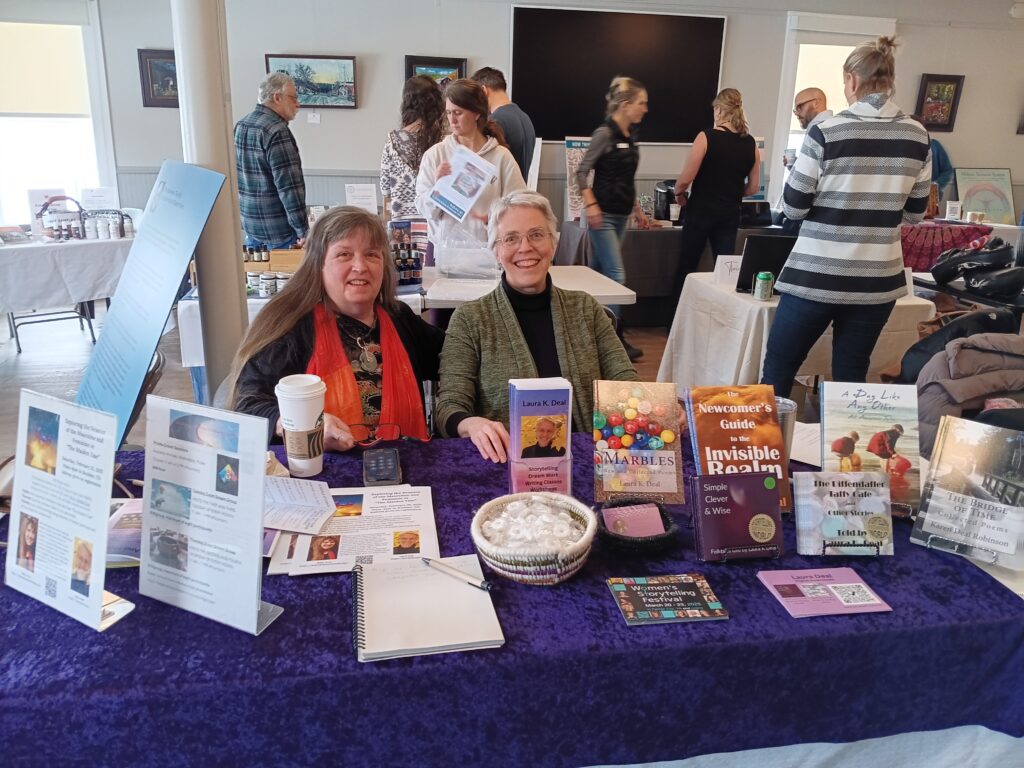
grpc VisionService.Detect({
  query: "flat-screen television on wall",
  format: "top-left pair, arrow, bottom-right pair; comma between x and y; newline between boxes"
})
511,6 -> 725,144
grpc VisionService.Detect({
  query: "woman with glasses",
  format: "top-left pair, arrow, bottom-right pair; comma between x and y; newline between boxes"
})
673,88 -> 760,295
437,191 -> 639,462
228,207 -> 444,451
761,37 -> 931,398
415,79 -> 525,247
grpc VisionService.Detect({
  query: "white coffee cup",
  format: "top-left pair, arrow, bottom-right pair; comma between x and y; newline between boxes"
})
669,203 -> 681,222
274,374 -> 327,477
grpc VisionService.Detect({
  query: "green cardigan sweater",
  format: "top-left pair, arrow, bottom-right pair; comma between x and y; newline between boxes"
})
437,283 -> 639,435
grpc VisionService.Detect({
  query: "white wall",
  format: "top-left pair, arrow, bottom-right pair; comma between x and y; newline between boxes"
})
96,0 -> 1024,216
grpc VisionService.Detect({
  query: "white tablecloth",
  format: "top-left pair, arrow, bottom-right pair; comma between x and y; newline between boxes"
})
424,265 -> 636,309
0,237 -> 133,314
657,272 -> 935,395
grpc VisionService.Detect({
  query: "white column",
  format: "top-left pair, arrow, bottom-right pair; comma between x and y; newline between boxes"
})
170,0 -> 246,404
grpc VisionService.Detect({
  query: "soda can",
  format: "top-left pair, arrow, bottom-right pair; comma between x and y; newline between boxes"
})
753,271 -> 774,301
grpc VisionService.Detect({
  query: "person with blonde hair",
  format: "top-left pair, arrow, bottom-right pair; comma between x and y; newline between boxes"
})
673,88 -> 760,293
228,207 -> 444,450
521,416 -> 566,458
575,76 -> 652,361
762,37 -> 931,398
437,190 -> 638,463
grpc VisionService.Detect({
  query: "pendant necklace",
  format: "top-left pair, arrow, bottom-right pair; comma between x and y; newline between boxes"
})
340,314 -> 379,374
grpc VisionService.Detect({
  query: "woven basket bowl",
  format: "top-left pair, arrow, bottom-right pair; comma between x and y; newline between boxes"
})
471,492 -> 598,585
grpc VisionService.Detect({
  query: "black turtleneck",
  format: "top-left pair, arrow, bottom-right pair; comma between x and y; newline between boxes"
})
502,274 -> 561,378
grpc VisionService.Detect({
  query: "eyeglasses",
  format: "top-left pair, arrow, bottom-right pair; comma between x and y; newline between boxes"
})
793,99 -> 815,114
350,423 -> 431,448
498,229 -> 552,250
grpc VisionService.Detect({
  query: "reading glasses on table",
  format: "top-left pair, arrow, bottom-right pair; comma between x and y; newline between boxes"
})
351,423 -> 431,448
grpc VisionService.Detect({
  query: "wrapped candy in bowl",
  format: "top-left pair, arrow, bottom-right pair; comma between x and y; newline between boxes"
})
471,492 -> 597,585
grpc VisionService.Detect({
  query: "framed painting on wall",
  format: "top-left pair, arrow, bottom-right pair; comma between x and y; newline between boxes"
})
138,49 -> 178,108
404,56 -> 467,92
954,168 -> 1016,225
914,74 -> 964,133
265,54 -> 357,109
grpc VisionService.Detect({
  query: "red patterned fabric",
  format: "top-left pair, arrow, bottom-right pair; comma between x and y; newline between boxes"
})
900,221 -> 992,271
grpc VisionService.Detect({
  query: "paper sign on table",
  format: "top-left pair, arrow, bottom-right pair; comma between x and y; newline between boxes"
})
345,183 -> 378,214
712,255 -> 743,286
139,397 -> 282,635
4,390 -> 134,631
429,145 -> 498,222
80,186 -> 121,210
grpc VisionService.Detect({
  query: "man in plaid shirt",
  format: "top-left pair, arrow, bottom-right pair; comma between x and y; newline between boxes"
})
234,72 -> 308,249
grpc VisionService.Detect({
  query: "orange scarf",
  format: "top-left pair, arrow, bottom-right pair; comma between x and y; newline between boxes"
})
307,303 -> 428,442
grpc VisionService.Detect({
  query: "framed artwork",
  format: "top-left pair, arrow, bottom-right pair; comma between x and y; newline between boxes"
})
265,54 -> 357,109
404,56 -> 467,92
954,168 -> 1016,225
914,74 -> 964,133
137,49 -> 178,108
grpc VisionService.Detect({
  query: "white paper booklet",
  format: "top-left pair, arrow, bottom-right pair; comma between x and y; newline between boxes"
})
429,145 -> 498,222
269,485 -> 439,576
4,389 -> 134,631
263,476 -> 335,534
139,397 -> 283,635
353,555 -> 504,662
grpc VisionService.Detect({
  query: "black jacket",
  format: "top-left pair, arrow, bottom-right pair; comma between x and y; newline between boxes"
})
233,303 -> 444,442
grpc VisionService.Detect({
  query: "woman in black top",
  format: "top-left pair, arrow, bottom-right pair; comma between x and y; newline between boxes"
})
576,76 -> 652,360
673,88 -> 760,294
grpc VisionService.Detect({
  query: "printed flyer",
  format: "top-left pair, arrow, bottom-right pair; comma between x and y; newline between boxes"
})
508,377 -> 572,495
429,145 -> 498,222
5,390 -> 133,631
139,397 -> 282,634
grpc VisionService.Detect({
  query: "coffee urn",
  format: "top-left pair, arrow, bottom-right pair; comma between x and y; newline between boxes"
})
654,179 -> 677,221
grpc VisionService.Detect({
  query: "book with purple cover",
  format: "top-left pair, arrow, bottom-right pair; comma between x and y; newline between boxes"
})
607,573 -> 728,626
689,473 -> 783,561
757,567 -> 892,618
508,378 -> 572,495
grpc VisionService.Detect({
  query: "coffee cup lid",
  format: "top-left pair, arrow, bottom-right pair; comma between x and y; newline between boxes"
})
275,374 -> 326,398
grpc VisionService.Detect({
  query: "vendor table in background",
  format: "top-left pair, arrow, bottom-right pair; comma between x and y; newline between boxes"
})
657,272 -> 935,393
0,237 -> 132,314
3,434 -> 1021,766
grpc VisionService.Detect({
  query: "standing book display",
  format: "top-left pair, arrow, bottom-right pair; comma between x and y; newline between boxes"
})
689,472 -> 783,561
793,473 -> 893,556
911,416 -> 1024,570
685,385 -> 791,510
593,381 -> 683,504
508,377 -> 573,494
820,382 -> 921,516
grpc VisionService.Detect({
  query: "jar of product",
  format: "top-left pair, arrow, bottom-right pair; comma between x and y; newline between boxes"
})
246,272 -> 260,291
275,272 -> 290,293
258,273 -> 278,298
123,219 -> 134,238
97,220 -> 110,240
109,220 -> 121,240
84,219 -> 98,240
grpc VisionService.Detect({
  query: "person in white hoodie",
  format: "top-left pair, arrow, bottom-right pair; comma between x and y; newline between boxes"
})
415,79 -> 525,247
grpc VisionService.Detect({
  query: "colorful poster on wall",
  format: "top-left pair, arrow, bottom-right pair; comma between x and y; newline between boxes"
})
954,168 -> 1016,225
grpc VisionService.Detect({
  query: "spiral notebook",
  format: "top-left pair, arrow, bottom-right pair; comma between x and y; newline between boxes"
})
352,555 -> 504,662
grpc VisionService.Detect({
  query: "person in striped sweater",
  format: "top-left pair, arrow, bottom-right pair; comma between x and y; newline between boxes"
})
761,36 -> 931,399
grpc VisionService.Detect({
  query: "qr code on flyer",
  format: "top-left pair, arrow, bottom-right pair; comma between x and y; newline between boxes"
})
45,577 -> 57,598
827,583 -> 879,606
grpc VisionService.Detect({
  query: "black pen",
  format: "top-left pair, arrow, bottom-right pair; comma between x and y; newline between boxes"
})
421,556 -> 492,591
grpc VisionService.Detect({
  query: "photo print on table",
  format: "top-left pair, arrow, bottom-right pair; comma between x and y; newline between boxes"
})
70,538 -> 93,597
149,529 -> 189,572
333,493 -> 364,517
393,530 -> 421,555
169,410 -> 240,452
150,479 -> 192,521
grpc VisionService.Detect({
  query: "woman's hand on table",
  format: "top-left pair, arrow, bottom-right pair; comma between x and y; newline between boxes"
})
634,208 -> 652,230
458,417 -> 510,463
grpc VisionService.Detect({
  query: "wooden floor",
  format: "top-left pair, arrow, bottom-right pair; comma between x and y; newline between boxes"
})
0,307 -> 671,458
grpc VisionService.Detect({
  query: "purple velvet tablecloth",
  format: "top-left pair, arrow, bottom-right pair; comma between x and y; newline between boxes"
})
3,434 -> 1024,767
